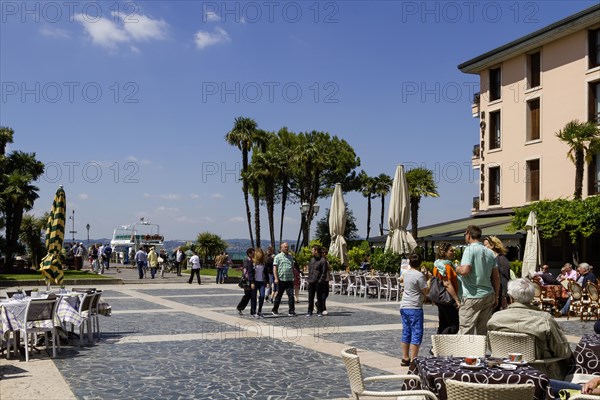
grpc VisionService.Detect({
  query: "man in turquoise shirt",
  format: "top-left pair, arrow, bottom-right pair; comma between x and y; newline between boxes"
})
456,225 -> 499,335
271,242 -> 297,316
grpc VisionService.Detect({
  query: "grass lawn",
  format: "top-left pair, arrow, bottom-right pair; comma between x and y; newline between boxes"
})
191,268 -> 242,278
0,270 -> 113,282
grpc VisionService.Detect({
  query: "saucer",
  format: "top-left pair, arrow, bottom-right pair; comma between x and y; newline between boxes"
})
459,362 -> 484,369
502,359 -> 527,365
498,363 -> 518,370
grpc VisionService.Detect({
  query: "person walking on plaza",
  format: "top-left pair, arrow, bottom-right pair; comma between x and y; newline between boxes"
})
128,246 -> 135,266
306,245 -> 329,317
271,242 -> 297,316
483,236 -> 511,312
175,247 -> 185,276
215,252 -> 226,284
264,246 -> 276,303
455,225 -> 499,335
74,243 -> 85,271
188,249 -> 201,285
103,243 -> 112,270
90,244 -> 100,273
432,242 -> 461,334
134,247 -> 147,279
250,248 -> 269,318
237,248 -> 255,315
148,246 -> 159,279
399,252 -> 430,366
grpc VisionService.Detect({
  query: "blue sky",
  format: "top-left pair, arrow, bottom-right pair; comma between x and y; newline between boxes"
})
1,0 -> 596,242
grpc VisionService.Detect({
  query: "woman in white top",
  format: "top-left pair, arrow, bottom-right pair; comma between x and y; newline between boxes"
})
251,248 -> 269,318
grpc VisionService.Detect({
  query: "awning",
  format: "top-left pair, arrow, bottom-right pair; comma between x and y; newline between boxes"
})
369,215 -> 525,247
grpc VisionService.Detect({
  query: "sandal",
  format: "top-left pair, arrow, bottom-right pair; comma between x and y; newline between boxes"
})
400,359 -> 411,367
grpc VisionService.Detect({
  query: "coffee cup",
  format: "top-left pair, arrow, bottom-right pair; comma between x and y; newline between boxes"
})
508,353 -> 523,362
464,356 -> 479,366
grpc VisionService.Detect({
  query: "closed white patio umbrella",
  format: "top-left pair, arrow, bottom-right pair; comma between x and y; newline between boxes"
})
328,183 -> 348,267
385,165 -> 417,255
521,210 -> 542,278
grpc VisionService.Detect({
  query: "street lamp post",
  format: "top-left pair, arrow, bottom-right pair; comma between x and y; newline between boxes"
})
68,209 -> 77,243
296,202 -> 320,250
86,224 -> 90,245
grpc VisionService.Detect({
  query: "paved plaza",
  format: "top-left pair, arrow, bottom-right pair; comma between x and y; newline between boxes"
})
0,267 -> 596,399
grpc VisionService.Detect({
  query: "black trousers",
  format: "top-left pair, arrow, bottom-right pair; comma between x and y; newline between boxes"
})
175,261 -> 181,275
188,268 -> 201,284
307,282 -> 329,314
437,303 -> 459,334
237,288 -> 252,311
272,280 -> 295,314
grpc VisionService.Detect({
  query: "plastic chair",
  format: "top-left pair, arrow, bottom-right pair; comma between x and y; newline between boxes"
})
89,291 -> 103,342
431,334 -> 486,357
445,379 -> 535,400
71,293 -> 95,347
19,298 -> 59,362
340,347 -> 437,399
387,276 -> 401,301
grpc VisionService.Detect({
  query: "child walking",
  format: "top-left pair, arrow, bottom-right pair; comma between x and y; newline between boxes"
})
399,252 -> 430,366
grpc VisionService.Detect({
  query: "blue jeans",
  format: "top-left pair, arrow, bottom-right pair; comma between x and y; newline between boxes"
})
137,261 -> 145,279
216,267 -> 225,283
251,281 -> 266,315
400,308 -> 424,345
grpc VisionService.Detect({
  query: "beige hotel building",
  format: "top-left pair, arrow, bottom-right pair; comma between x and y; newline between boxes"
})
459,4 -> 600,266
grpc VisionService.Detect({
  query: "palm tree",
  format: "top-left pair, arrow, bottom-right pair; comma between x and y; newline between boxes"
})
406,167 -> 439,239
373,173 -> 393,236
274,127 -> 296,244
19,213 -> 47,267
1,151 -> 44,268
195,231 -> 228,266
358,171 -> 375,239
224,117 -> 258,246
555,120 -> 600,200
0,126 -> 14,156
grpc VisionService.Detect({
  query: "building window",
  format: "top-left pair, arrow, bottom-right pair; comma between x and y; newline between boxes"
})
489,111 -> 501,149
590,28 -> 600,69
528,52 -> 541,88
489,67 -> 501,101
589,154 -> 600,196
527,159 -> 540,202
527,98 -> 540,141
590,81 -> 600,124
489,166 -> 500,205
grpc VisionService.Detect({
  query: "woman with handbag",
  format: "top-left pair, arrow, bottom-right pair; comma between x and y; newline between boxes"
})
250,248 -> 269,318
236,248 -> 255,315
432,242 -> 461,334
483,236 -> 511,312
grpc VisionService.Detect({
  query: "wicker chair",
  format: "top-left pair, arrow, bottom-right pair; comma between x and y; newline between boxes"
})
488,330 -> 568,378
445,379 -> 535,400
583,282 -> 600,321
340,347 -> 437,399
431,334 -> 486,357
567,281 -> 587,320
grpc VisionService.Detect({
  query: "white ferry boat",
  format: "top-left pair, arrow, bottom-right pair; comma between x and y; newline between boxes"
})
110,218 -> 165,261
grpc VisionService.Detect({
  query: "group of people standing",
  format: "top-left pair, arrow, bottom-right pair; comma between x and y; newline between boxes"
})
399,225 -> 511,365
236,242 -> 330,318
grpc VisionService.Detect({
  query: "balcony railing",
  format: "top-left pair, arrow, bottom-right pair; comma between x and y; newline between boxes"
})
472,144 -> 480,158
472,196 -> 480,211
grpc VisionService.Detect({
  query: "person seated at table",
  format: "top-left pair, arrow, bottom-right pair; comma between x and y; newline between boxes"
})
488,278 -> 572,379
561,263 -> 597,316
557,263 -> 578,282
539,265 -> 560,285
549,375 -> 600,397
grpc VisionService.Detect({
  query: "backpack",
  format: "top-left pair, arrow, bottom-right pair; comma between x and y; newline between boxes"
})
104,246 -> 112,256
428,275 -> 453,306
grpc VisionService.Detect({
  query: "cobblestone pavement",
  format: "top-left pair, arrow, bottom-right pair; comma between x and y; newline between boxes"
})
0,267 -> 596,399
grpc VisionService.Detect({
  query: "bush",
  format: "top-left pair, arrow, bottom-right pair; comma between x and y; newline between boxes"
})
510,261 -> 522,278
347,242 -> 370,270
371,249 -> 404,274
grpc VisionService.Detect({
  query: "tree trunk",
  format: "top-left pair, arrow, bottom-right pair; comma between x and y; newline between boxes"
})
266,177 -> 275,248
4,205 -> 16,269
410,196 -> 420,239
253,180 -> 261,248
380,194 -> 386,236
279,175 -> 288,245
366,195 -> 371,240
574,149 -> 584,200
242,150 -> 254,246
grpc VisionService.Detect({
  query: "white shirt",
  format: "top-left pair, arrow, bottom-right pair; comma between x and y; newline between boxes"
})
190,255 -> 201,269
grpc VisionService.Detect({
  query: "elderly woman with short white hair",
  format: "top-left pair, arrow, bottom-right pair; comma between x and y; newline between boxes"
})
487,278 -> 571,379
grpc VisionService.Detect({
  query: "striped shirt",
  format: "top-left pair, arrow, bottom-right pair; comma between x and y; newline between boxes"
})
274,252 -> 294,281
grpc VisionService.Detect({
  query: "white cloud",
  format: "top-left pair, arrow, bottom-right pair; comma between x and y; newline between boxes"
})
143,193 -> 151,198
78,193 -> 89,200
205,11 -> 220,22
119,13 -> 168,41
75,12 -> 168,52
157,206 -> 179,212
200,216 -> 215,223
283,216 -> 298,223
210,193 -> 223,199
143,193 -> 181,200
126,155 -> 138,162
228,216 -> 245,223
194,27 -> 231,50
40,25 -> 70,39
189,194 -> 200,199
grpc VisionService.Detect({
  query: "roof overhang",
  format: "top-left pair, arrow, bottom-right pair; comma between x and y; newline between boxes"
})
458,4 -> 600,74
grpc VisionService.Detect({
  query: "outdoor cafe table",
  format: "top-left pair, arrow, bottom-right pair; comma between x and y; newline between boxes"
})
570,334 -> 600,375
402,356 -> 550,400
